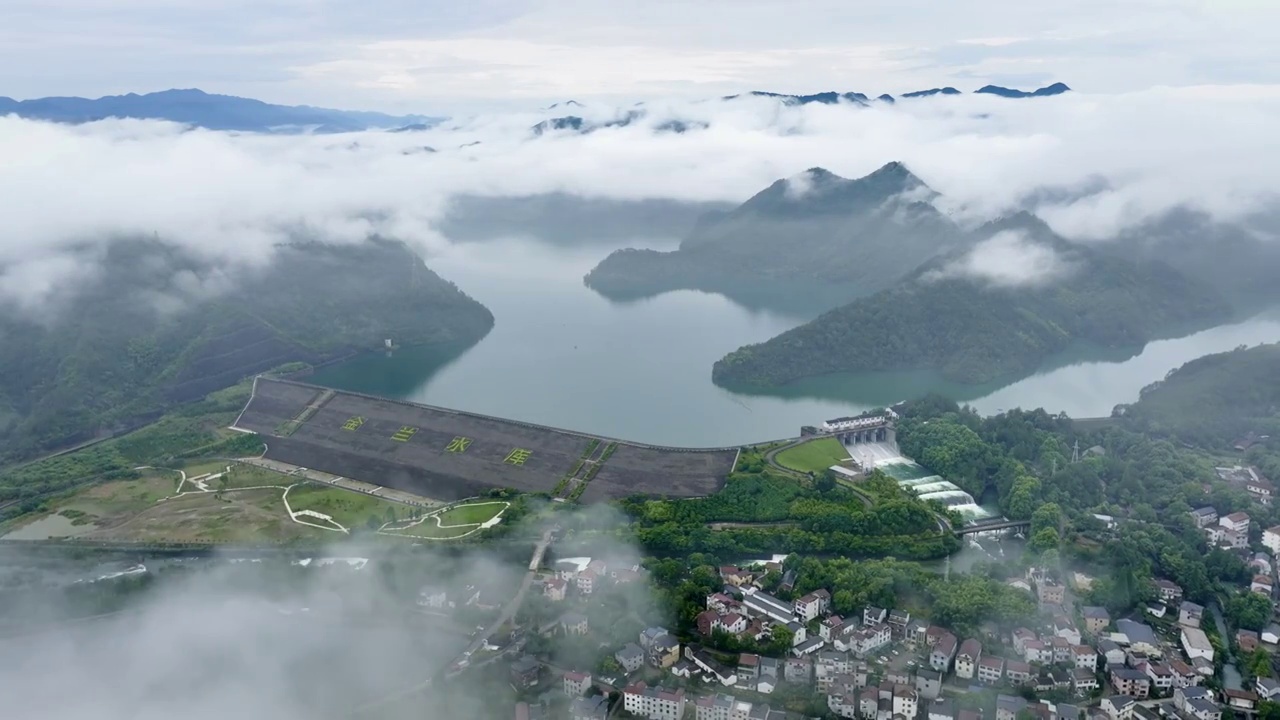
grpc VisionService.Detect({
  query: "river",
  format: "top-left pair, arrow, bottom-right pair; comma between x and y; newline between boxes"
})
311,236 -> 1280,447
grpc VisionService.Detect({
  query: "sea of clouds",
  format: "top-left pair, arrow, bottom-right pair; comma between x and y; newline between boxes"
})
1,85 -> 1278,306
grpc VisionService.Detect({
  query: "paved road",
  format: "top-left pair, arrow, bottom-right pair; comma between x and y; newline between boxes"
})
353,524 -> 558,714
449,524 -> 558,667
1210,600 -> 1244,690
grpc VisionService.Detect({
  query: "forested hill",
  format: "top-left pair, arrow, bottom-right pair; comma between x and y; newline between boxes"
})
584,162 -> 968,308
712,223 -> 1232,387
0,239 -> 493,464
1115,342 -> 1280,449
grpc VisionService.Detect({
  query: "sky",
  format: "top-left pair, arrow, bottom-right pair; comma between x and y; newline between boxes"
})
2,0 -> 1280,113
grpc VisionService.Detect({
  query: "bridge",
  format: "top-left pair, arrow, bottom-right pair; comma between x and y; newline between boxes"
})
955,519 -> 1031,536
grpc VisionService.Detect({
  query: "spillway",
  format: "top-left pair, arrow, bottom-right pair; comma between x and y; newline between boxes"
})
917,489 -> 978,507
880,460 -> 993,519
910,480 -> 961,495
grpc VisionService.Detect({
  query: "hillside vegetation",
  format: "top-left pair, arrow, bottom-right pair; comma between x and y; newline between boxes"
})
0,238 -> 493,464
893,395 -> 1257,610
585,163 -> 968,309
712,218 -> 1231,387
1115,342 -> 1280,448
619,451 -> 957,560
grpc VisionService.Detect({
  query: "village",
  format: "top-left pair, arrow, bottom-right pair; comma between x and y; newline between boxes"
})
481,485 -> 1280,720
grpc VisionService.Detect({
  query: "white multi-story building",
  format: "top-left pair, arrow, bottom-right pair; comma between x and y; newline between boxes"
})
1264,527 -> 1280,555
893,684 -> 919,719
624,683 -> 686,720
693,693 -> 752,720
1220,512 -> 1251,535
977,657 -> 1005,685
1073,646 -> 1098,671
929,633 -> 957,672
1181,627 -> 1215,663
1102,696 -> 1135,720
847,623 -> 892,658
713,613 -> 748,635
956,640 -> 981,680
814,652 -> 855,692
564,671 -> 592,697
1024,639 -> 1051,664
795,590 -> 831,622
1146,663 -> 1174,693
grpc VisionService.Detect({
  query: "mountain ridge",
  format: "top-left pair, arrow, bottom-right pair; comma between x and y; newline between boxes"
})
710,222 -> 1234,387
529,83 -> 1071,135
0,88 -> 439,133
584,162 -> 967,310
0,238 -> 493,464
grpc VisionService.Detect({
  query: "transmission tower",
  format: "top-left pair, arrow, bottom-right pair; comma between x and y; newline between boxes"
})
1071,439 -> 1081,464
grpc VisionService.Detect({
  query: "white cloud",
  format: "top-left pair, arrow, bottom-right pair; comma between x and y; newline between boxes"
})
783,170 -> 817,199
924,230 -> 1072,287
1,85 -> 1278,306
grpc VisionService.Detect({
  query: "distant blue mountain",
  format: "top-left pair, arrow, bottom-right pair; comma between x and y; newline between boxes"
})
0,88 -> 439,133
728,84 -> 1069,104
531,115 -> 591,135
901,87 -> 963,98
721,90 -> 872,106
528,82 -> 1073,137
975,83 -> 1071,98
530,111 -> 705,136
390,123 -> 435,133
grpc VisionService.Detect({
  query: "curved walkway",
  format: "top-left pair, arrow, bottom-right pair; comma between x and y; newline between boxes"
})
142,464 -> 351,534
377,500 -> 509,541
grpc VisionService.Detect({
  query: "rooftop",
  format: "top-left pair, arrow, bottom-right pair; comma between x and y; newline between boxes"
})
1111,667 -> 1148,681
1116,619 -> 1158,645
1182,626 -> 1212,651
617,643 -> 643,659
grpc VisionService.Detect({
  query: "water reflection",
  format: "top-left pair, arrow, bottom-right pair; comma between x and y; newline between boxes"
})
312,237 -> 1280,447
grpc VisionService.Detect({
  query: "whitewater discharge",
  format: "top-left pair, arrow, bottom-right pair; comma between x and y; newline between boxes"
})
844,441 -> 995,520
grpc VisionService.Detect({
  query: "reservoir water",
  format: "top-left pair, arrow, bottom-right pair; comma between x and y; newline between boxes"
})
312,236 -> 1280,448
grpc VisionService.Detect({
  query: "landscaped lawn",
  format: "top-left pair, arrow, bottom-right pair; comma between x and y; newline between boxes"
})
434,501 -> 506,527
775,437 -> 850,474
286,483 -> 412,529
217,463 -> 295,490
